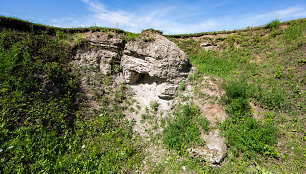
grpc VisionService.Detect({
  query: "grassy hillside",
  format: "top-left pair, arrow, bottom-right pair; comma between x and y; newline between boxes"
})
0,17 -> 143,173
0,16 -> 305,173
171,19 -> 305,173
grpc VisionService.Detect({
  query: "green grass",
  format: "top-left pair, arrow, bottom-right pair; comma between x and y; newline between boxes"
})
0,28 -> 143,173
172,18 -> 305,173
163,103 -> 209,152
1,16 -> 305,173
221,80 -> 279,160
265,19 -> 281,29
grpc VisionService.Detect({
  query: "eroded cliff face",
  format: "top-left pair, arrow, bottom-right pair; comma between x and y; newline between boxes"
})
73,30 -> 190,100
72,30 -> 227,165
73,31 -> 125,76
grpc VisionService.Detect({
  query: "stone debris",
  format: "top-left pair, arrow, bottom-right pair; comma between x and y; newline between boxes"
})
188,130 -> 227,164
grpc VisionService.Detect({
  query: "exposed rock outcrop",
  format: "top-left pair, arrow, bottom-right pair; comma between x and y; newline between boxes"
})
73,31 -> 125,75
72,30 -> 190,100
121,31 -> 190,84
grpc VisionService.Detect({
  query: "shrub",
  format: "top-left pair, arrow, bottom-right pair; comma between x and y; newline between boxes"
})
197,117 -> 210,133
282,21 -> 305,43
0,30 -> 143,173
179,81 -> 186,91
221,80 -> 279,159
163,104 -> 206,151
265,20 -> 281,29
223,80 -> 249,99
150,100 -> 160,111
125,32 -> 139,42
221,117 -> 279,158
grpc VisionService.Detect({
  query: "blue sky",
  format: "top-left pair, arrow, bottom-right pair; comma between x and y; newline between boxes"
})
1,0 -> 306,34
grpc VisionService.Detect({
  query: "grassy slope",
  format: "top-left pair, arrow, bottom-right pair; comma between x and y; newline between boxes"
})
0,17 -> 143,173
0,16 -> 305,173
171,19 -> 305,173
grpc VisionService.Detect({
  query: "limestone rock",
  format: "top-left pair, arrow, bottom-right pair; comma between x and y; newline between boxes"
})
158,84 -> 179,99
121,31 -> 190,84
73,31 -> 125,76
188,130 -> 227,164
123,69 -> 140,83
74,48 -> 117,75
200,42 -> 212,47
200,42 -> 213,51
82,31 -> 125,51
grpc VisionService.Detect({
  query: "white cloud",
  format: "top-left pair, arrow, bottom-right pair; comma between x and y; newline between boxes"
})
49,1 -> 306,34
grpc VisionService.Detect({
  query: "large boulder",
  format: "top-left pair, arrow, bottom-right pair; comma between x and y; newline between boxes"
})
121,31 -> 190,84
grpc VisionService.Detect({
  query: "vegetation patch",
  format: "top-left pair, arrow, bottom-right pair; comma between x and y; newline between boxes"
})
221,80 -> 279,160
0,29 -> 143,173
163,104 -> 209,152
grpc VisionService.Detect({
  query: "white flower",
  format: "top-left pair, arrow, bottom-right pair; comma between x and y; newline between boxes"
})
182,166 -> 186,171
82,145 -> 85,149
0,149 -> 3,152
8,146 -> 14,149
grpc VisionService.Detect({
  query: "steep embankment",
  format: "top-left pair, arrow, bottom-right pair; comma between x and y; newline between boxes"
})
0,16 -> 305,173
170,18 -> 305,173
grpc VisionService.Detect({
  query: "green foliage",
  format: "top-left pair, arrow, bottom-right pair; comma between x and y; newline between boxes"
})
172,39 -> 201,55
150,100 -> 160,111
0,31 -> 78,173
197,117 -> 210,133
179,81 -> 186,91
251,82 -> 286,110
223,79 -> 249,99
163,104 -> 206,151
142,28 -> 163,34
189,51 -> 238,78
0,31 -> 142,173
265,20 -> 281,29
282,20 -> 305,43
125,32 -> 139,42
221,117 -> 279,159
273,65 -> 284,79
221,80 -> 279,159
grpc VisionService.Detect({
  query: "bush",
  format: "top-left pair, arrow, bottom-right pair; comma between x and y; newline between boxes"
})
223,80 -> 249,99
150,100 -> 160,111
0,30 -> 143,173
265,20 -> 281,29
163,104 -> 206,151
179,81 -> 186,91
221,80 -> 279,159
221,117 -> 279,158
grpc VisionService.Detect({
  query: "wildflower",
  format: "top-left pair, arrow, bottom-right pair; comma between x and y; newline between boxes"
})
82,145 -> 85,149
8,146 -> 14,149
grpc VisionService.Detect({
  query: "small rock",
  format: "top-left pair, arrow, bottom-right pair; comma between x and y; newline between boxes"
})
200,42 -> 212,47
188,130 -> 227,164
158,85 -> 178,99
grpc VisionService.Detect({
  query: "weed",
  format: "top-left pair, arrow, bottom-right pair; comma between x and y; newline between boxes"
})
197,117 -> 210,133
125,32 -> 139,42
265,19 -> 281,29
221,80 -> 279,159
150,100 -> 160,111
179,81 -> 186,91
163,104 -> 206,151
0,28 -> 143,173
